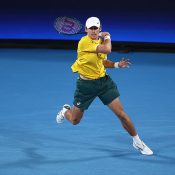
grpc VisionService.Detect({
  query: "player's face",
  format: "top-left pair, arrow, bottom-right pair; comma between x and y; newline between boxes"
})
86,26 -> 101,40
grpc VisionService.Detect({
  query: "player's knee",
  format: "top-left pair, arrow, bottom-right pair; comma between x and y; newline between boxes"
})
72,119 -> 81,125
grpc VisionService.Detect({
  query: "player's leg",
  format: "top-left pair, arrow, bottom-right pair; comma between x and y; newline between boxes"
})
108,97 -> 137,136
98,75 -> 136,135
56,76 -> 97,125
108,97 -> 153,155
64,106 -> 84,125
56,104 -> 84,125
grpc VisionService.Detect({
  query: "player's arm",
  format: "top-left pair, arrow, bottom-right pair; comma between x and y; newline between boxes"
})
103,58 -> 131,68
96,32 -> 111,54
103,59 -> 115,68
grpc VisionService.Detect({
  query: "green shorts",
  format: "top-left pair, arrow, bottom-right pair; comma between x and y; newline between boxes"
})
73,75 -> 120,110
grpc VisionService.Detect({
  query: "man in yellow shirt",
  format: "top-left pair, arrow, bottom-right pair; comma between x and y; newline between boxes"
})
56,17 -> 153,155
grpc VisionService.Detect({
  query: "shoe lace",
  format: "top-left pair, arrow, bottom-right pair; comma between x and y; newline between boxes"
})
135,141 -> 145,150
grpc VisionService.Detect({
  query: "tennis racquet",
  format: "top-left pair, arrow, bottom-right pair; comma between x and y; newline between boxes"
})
54,16 -> 86,35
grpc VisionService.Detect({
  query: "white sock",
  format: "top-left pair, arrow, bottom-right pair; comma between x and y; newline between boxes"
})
132,134 -> 142,144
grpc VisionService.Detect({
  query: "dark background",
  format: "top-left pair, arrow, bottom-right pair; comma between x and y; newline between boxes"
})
0,0 -> 175,43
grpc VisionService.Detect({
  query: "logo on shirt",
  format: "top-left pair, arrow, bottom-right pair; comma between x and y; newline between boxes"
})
77,102 -> 81,106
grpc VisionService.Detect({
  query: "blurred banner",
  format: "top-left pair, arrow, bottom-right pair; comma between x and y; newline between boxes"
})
0,0 -> 175,43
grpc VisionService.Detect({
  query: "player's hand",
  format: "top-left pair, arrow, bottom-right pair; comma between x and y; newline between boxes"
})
99,32 -> 110,38
118,58 -> 131,68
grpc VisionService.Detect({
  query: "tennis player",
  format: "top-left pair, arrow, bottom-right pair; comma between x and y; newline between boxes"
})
56,17 -> 153,155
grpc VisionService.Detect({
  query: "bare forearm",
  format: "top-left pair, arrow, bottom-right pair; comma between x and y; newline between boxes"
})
103,60 -> 115,68
103,38 -> 111,52
96,32 -> 111,54
103,58 -> 131,68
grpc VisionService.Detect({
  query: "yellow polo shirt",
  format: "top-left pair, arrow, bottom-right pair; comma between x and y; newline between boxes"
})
71,35 -> 107,79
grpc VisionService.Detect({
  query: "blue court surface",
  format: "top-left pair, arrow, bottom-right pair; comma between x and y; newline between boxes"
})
0,48 -> 175,175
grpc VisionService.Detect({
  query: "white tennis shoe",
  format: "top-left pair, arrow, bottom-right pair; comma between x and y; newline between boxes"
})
56,104 -> 71,124
133,140 -> 153,155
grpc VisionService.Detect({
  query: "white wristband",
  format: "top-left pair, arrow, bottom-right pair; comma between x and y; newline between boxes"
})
114,62 -> 119,68
104,35 -> 111,40
98,32 -> 102,37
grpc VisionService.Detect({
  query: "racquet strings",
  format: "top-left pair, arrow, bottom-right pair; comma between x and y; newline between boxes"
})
54,16 -> 85,35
